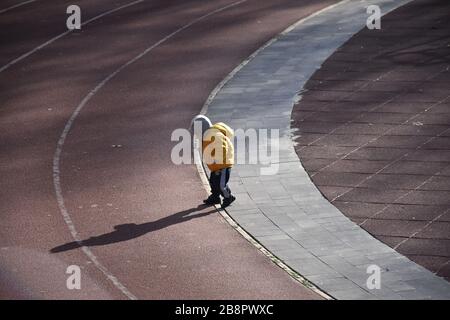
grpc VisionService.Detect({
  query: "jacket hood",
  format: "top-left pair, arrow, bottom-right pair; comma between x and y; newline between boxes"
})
191,114 -> 212,137
212,122 -> 234,138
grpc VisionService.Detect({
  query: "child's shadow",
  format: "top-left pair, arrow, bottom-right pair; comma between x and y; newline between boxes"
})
50,204 -> 215,253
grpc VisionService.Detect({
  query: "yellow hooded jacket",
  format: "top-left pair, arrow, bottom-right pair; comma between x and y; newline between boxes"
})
202,122 -> 234,172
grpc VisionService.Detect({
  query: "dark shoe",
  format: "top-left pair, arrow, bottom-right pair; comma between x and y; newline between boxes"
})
203,196 -> 221,205
221,195 -> 236,209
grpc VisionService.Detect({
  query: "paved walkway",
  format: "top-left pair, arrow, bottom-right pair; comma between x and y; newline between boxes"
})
292,0 -> 450,282
202,0 -> 450,299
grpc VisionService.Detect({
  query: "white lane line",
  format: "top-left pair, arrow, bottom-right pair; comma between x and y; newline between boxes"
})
0,0 -> 37,14
0,0 -> 144,73
53,145 -> 138,300
53,0 -> 247,300
394,207 -> 450,251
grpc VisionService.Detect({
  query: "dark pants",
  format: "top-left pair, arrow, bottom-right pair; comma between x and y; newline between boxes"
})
209,168 -> 231,199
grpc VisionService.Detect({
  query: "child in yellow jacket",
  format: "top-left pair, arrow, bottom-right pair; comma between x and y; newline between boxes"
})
191,115 -> 236,208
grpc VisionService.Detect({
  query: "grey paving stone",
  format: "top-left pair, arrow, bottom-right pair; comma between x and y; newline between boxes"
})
327,287 -> 376,300
246,227 -> 284,237
312,277 -> 363,292
368,288 -> 405,300
343,255 -> 374,267
286,258 -> 339,277
263,240 -> 303,252
275,248 -> 315,261
384,280 -> 417,293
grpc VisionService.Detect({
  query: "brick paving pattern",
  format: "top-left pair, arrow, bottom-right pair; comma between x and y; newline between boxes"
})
292,0 -> 450,281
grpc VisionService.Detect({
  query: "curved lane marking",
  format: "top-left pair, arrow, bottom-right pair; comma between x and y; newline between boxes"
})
53,0 -> 247,300
0,0 -> 37,14
0,0 -> 144,73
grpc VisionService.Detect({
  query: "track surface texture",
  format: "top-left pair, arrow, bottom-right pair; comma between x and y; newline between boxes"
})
292,0 -> 450,282
0,0 -> 340,299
